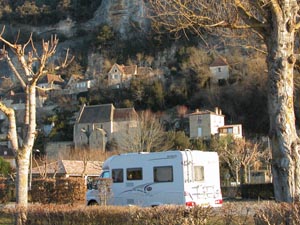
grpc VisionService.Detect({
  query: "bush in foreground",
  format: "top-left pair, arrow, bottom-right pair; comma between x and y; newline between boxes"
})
254,202 -> 300,225
1,201 -> 300,225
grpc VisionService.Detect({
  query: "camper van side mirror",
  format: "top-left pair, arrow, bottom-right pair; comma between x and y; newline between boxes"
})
87,177 -> 99,190
87,177 -> 93,190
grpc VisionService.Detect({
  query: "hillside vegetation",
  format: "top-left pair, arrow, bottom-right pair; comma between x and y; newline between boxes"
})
0,0 -> 299,137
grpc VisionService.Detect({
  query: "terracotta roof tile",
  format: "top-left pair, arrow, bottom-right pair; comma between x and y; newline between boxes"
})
114,108 -> 137,121
32,160 -> 102,176
210,57 -> 228,67
39,74 -> 64,84
137,67 -> 152,76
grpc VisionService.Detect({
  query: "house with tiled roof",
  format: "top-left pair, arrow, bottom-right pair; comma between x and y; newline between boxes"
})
38,74 -> 65,90
108,63 -> 137,88
188,107 -> 242,140
31,160 -> 102,179
209,57 -> 230,85
64,74 -> 95,94
73,104 -> 138,152
107,63 -> 155,88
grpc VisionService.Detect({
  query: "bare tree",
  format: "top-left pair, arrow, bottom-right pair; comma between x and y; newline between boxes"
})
0,26 -> 73,224
213,137 -> 261,184
149,0 -> 300,203
119,110 -> 171,152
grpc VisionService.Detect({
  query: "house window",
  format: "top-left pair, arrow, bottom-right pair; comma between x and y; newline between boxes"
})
228,128 -> 233,133
127,168 -> 143,180
112,169 -> 123,183
113,74 -> 119,79
194,166 -> 204,181
218,67 -> 221,72
197,116 -> 202,125
153,166 -> 173,183
197,128 -> 202,137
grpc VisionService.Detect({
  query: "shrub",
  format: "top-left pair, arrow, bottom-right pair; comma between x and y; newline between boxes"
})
30,178 -> 85,204
1,205 -> 214,225
3,201 -> 300,225
254,202 -> 300,225
0,177 -> 15,203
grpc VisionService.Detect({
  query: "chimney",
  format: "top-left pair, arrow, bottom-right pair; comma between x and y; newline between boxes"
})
215,107 -> 219,114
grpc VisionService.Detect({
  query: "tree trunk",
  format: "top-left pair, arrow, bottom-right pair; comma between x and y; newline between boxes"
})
235,165 -> 239,185
15,84 -> 37,224
15,151 -> 30,225
266,1 -> 300,202
240,164 -> 247,184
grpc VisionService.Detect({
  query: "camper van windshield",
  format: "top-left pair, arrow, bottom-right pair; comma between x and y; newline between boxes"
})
101,171 -> 110,178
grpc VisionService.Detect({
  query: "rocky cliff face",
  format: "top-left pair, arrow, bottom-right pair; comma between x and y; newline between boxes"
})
0,0 -> 172,81
85,0 -> 150,39
1,0 -> 150,40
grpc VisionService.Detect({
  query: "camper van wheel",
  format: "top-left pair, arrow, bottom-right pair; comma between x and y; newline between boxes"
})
88,200 -> 98,206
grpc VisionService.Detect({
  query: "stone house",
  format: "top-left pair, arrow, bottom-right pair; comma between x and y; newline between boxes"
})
218,124 -> 243,139
107,63 -> 156,88
64,74 -> 95,94
38,74 -> 65,90
209,57 -> 230,85
188,107 -> 242,140
73,103 -> 138,151
45,141 -> 74,160
108,63 -> 137,88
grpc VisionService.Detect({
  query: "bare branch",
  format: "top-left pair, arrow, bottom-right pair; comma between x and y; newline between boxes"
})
0,25 -> 5,37
228,1 -> 267,36
23,33 -> 33,55
0,102 -> 19,153
55,48 -> 75,70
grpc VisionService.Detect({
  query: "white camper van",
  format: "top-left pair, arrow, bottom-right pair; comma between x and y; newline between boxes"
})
86,150 -> 223,207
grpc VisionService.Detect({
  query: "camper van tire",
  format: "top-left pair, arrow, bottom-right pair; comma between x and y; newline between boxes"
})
87,200 -> 98,206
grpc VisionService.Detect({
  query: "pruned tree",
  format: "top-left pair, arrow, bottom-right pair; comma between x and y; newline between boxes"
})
212,136 -> 261,184
149,0 -> 300,203
119,110 -> 171,152
0,26 -> 73,224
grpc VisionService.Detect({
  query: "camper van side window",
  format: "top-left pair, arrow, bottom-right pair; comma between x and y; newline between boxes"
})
112,169 -> 123,183
127,168 -> 143,180
194,166 -> 204,181
153,166 -> 173,183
